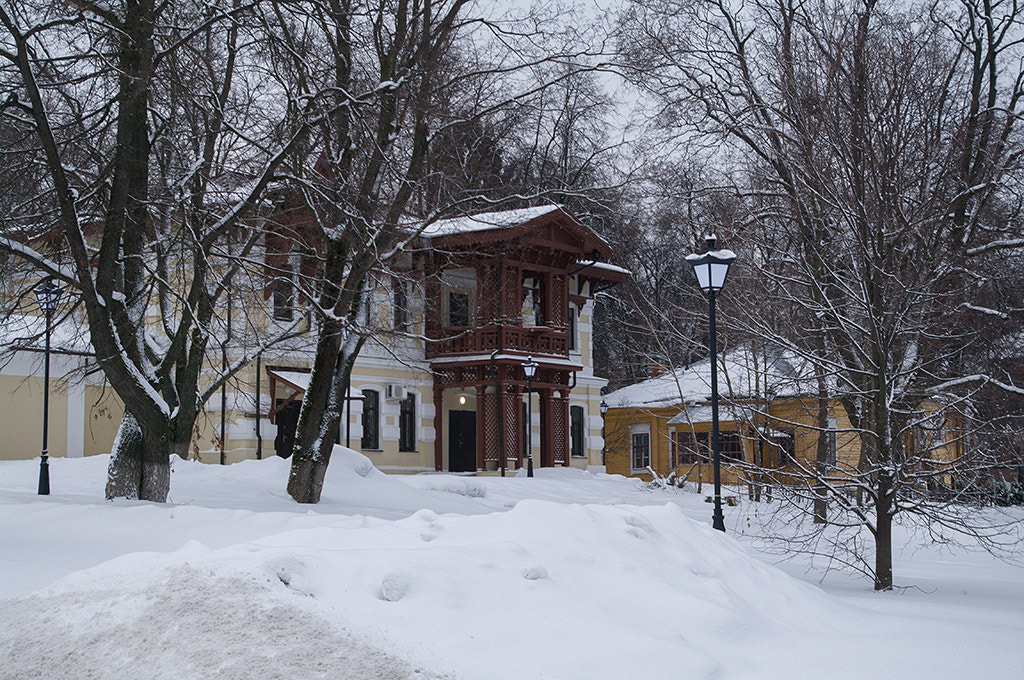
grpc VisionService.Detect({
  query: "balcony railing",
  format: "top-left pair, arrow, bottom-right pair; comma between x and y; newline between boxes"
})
426,324 -> 568,359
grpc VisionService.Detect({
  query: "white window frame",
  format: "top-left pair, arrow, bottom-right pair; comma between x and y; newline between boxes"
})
629,423 -> 651,472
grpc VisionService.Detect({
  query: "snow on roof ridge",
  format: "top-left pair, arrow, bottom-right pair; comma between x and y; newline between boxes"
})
420,204 -> 564,238
603,347 -> 815,409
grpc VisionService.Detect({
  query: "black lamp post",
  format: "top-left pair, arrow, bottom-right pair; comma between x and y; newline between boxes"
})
686,235 -> 736,532
600,399 -> 609,466
523,356 -> 538,477
34,278 -> 62,496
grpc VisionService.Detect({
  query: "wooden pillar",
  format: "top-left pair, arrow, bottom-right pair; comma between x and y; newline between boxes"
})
433,383 -> 444,471
502,379 -> 523,469
549,272 -> 567,330
502,264 -> 522,325
483,389 -> 497,466
475,385 -> 487,470
543,388 -> 569,467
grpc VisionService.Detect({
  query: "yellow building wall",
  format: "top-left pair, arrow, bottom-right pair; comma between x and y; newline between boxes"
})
83,385 -> 124,457
0,375 -> 68,460
605,398 -> 864,487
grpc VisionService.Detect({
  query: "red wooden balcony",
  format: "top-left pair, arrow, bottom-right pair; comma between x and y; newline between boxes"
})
426,324 -> 568,359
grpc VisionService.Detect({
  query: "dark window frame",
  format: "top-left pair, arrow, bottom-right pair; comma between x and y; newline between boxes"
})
361,389 -> 380,450
273,263 -> 294,322
671,430 -> 707,465
570,405 -> 585,457
719,431 -> 745,462
393,277 -> 409,331
775,428 -> 795,467
448,291 -> 470,327
399,392 -> 417,452
631,432 -> 651,470
568,305 -> 577,351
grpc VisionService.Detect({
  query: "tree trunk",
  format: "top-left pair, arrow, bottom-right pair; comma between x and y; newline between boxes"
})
874,471 -> 894,590
287,322 -> 362,504
105,410 -> 171,502
286,352 -> 342,503
813,373 -> 829,523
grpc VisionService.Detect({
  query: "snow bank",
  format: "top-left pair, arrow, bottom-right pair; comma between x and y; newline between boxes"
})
2,455 -> 1022,680
3,551 -> 454,680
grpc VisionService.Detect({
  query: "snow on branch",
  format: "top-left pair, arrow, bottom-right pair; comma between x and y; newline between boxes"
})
966,238 -> 1024,255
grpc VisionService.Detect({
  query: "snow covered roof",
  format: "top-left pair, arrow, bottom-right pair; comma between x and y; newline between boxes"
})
575,260 -> 632,280
603,347 -> 815,410
0,314 -> 94,356
267,369 -> 311,392
666,404 -> 753,425
420,205 -> 563,239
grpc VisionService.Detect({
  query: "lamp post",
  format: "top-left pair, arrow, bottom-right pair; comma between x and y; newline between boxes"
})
34,278 -> 62,496
600,399 -> 609,466
522,356 -> 538,478
686,235 -> 736,532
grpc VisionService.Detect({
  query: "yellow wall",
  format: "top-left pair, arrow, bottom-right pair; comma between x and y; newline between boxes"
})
83,385 -> 123,457
0,375 -> 68,460
604,398 -> 862,486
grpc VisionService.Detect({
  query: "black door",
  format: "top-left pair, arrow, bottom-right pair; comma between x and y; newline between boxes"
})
274,400 -> 302,458
449,410 -> 477,472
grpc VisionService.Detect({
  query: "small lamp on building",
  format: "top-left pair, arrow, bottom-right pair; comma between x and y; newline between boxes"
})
522,356 -> 538,478
34,278 -> 62,496
686,235 -> 736,532
600,399 -> 609,466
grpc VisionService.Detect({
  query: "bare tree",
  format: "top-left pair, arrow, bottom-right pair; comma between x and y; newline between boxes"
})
0,0 -> 311,500
618,0 -> 1023,588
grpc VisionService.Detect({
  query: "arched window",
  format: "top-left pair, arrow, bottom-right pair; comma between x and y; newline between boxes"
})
361,389 -> 380,450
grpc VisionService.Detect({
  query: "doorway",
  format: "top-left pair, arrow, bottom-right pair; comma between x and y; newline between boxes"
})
274,399 -> 302,458
448,410 -> 477,472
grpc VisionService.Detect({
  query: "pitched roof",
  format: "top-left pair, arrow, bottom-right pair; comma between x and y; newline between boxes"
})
603,347 -> 816,409
420,205 -> 563,238
418,204 -> 613,259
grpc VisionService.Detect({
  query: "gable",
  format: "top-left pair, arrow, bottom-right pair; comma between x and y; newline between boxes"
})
419,205 -> 612,259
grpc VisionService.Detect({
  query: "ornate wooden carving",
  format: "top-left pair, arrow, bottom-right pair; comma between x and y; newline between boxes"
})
503,386 -> 522,468
484,392 -> 496,463
552,390 -> 569,465
502,263 -> 521,325
549,273 -> 567,329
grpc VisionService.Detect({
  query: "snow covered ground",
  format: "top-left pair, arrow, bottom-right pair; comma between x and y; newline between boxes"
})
1,450 -> 1022,680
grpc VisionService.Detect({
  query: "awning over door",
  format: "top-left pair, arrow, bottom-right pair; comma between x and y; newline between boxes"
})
267,367 -> 310,422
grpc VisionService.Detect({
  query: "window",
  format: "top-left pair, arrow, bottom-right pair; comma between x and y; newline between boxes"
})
775,428 -> 794,467
449,291 -> 469,327
719,432 -> 745,461
570,405 -> 585,457
361,389 -> 380,450
631,432 -> 651,470
924,412 -> 945,450
568,306 -> 577,351
362,280 -> 376,327
399,392 -> 416,451
273,263 -> 294,321
393,277 -> 409,331
826,418 -> 838,466
672,430 -> 705,465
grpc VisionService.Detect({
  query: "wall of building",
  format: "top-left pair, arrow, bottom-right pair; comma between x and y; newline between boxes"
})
604,399 -> 863,487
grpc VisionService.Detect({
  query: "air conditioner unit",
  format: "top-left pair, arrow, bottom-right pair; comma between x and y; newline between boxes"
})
386,384 -> 407,401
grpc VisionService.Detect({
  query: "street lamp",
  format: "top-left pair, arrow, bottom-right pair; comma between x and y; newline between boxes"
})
686,235 -> 736,532
600,399 -> 609,466
34,278 -> 62,496
522,356 -> 538,478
